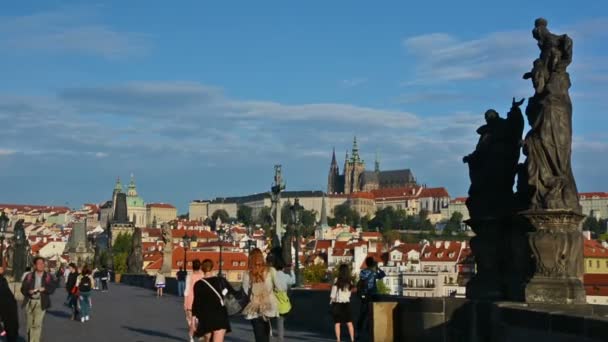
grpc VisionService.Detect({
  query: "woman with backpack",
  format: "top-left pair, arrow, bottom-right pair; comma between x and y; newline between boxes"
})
330,264 -> 355,342
192,259 -> 235,342
65,263 -> 79,321
242,248 -> 280,342
76,266 -> 95,323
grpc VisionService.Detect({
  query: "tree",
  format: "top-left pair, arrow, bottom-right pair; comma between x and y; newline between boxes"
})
211,209 -> 230,224
583,216 -> 602,236
333,203 -> 359,226
376,279 -> 390,295
256,206 -> 273,227
300,209 -> 317,228
360,215 -> 370,231
383,230 -> 402,245
237,205 -> 253,226
303,263 -> 328,284
444,211 -> 464,236
112,232 -> 133,274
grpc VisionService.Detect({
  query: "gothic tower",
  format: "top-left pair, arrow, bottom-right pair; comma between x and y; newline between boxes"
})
344,137 -> 366,194
327,148 -> 340,194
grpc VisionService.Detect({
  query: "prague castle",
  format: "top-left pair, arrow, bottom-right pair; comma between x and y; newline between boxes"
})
327,137 -> 417,194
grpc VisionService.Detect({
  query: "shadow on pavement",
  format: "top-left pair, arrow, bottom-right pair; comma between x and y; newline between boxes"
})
121,326 -> 184,341
46,309 -> 71,319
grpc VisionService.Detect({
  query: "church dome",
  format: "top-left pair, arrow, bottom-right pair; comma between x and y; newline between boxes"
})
336,231 -> 352,241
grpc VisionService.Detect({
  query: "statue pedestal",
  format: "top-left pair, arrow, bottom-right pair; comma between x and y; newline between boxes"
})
522,210 -> 586,304
466,218 -> 505,301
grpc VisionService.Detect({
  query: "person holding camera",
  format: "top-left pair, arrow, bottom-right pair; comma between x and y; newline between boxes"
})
356,257 -> 386,339
20,256 -> 56,342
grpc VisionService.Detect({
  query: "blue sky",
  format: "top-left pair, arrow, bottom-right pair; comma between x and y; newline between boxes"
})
0,1 -> 607,213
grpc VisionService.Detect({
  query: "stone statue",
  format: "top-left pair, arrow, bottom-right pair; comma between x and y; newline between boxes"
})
520,18 -> 580,212
127,227 -> 144,274
12,220 -> 29,281
160,223 -> 173,275
463,98 -> 524,219
519,19 -> 585,304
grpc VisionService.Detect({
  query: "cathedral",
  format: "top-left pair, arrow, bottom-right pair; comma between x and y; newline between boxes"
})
327,137 -> 417,194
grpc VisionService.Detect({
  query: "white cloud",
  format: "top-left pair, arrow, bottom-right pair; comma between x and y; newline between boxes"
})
0,149 -> 16,156
0,7 -> 149,59
340,78 -> 367,88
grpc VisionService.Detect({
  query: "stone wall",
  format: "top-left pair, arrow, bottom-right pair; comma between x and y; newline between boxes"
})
372,295 -> 608,342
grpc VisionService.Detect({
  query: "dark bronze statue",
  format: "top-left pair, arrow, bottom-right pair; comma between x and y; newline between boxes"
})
463,98 -> 524,219
521,18 -> 580,212
127,228 -> 144,274
12,220 -> 29,281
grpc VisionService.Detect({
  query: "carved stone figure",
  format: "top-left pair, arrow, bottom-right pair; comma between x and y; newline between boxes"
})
519,19 -> 585,304
127,227 -> 144,274
160,223 -> 173,275
521,18 -> 580,212
12,220 -> 29,281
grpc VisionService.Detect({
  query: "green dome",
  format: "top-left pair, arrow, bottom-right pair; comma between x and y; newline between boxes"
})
127,196 -> 145,208
336,232 -> 352,241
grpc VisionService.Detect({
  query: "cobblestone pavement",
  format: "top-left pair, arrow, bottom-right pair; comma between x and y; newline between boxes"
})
14,283 -> 335,342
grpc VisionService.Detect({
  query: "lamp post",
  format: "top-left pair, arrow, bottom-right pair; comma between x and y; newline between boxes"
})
0,212 -> 9,267
182,233 -> 191,270
216,217 -> 223,277
290,198 -> 303,287
247,226 -> 255,254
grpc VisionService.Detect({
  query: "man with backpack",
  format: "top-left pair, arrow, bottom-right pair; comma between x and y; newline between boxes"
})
356,257 -> 386,339
20,257 -> 56,342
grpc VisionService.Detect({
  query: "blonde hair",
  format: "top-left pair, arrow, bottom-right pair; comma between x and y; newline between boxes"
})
248,248 -> 268,283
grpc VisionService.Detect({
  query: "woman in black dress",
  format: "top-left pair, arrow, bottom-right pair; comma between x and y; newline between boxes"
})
330,264 -> 354,342
192,259 -> 235,342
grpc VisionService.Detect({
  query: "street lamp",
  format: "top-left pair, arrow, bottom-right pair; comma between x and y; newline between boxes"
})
247,226 -> 255,254
216,226 -> 224,277
0,212 -> 9,267
290,198 -> 303,287
182,233 -> 191,270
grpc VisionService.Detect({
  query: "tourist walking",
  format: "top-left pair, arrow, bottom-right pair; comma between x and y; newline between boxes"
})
77,266 -> 95,323
0,265 -> 19,342
155,272 -> 166,297
177,267 -> 187,297
20,257 -> 56,342
184,259 -> 204,342
192,259 -> 235,342
93,268 -> 101,290
242,248 -> 279,342
100,267 -> 109,292
65,263 -> 80,320
267,253 -> 294,342
356,257 -> 386,339
330,264 -> 355,342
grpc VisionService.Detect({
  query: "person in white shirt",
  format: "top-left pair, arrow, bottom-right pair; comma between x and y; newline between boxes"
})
267,253 -> 295,341
330,264 -> 355,342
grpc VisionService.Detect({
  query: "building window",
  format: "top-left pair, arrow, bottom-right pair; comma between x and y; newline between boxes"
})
597,260 -> 601,268
589,260 -> 593,268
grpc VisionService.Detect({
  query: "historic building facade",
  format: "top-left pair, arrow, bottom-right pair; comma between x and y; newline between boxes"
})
327,137 -> 417,195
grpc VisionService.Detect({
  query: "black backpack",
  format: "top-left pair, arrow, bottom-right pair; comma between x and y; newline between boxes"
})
79,276 -> 92,292
356,277 -> 369,298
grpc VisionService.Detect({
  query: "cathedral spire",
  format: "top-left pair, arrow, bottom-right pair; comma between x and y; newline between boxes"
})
375,150 -> 380,172
331,147 -> 337,166
351,136 -> 361,163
